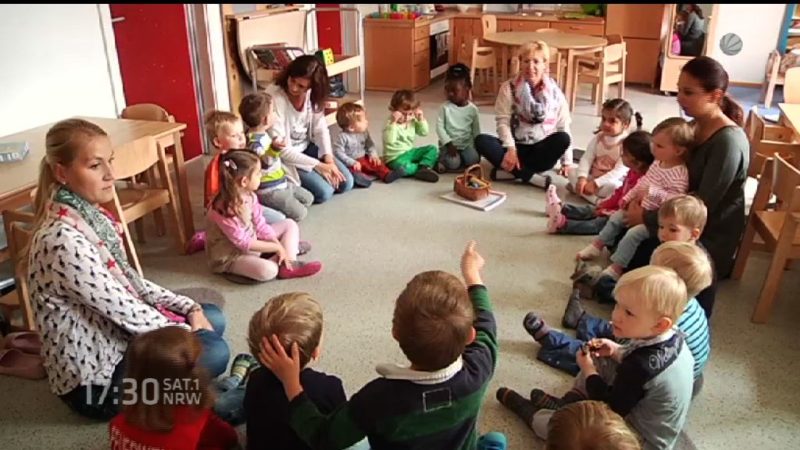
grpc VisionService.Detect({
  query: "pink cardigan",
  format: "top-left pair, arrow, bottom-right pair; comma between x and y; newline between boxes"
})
207,193 -> 276,252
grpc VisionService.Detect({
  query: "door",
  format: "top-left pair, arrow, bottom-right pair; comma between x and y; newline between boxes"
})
109,4 -> 204,159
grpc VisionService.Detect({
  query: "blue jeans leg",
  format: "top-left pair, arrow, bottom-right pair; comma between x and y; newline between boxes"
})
559,216 -> 610,235
261,206 -> 286,224
299,169 -> 334,204
562,204 -> 596,220
535,329 -> 583,376
598,210 -> 627,248
213,384 -> 247,425
333,157 -> 355,193
461,146 -> 481,166
576,314 -> 615,341
196,303 -> 230,378
609,224 -> 651,268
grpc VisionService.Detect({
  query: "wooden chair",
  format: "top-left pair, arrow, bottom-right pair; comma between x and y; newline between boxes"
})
570,42 -> 627,115
0,210 -> 36,331
120,103 -> 178,243
762,50 -> 784,108
480,14 -> 496,37
106,136 -> 186,276
745,106 -> 800,180
784,66 -> 800,104
471,38 -> 499,106
732,155 -> 800,323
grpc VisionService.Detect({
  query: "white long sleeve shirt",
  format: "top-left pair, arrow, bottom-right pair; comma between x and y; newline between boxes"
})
576,131 -> 629,187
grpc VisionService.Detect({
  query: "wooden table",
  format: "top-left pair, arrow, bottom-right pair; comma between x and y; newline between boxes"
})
0,116 -> 195,240
483,31 -> 608,105
779,103 -> 800,138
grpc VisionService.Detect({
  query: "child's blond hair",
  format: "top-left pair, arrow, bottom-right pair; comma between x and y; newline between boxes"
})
518,40 -> 550,63
392,270 -> 474,371
203,110 -> 240,148
546,400 -> 642,450
248,292 -> 323,369
336,102 -> 365,130
614,266 -> 688,322
652,117 -> 695,155
658,195 -> 707,234
650,241 -> 713,298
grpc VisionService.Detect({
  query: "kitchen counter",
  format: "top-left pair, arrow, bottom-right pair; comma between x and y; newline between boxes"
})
364,8 -> 605,28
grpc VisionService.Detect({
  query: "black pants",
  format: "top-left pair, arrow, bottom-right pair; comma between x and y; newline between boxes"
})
474,132 -> 571,182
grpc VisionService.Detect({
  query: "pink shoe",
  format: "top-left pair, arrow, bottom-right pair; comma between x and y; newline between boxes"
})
547,212 -> 566,234
298,240 -> 312,256
278,260 -> 322,279
545,185 -> 561,217
0,348 -> 46,380
185,231 -> 206,254
1,331 -> 42,354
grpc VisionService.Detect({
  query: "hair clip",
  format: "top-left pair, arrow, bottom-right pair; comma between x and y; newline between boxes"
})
223,159 -> 238,171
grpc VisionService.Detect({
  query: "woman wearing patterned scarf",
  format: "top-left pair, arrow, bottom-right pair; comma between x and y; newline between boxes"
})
25,119 -> 230,420
475,40 -> 573,188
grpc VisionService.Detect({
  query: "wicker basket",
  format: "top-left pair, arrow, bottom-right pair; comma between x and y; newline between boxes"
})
454,164 -> 491,201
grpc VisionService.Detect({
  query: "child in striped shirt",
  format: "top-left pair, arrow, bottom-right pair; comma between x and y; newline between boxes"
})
578,117 -> 694,281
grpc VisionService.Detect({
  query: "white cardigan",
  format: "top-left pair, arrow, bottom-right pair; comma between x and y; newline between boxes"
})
494,76 -> 573,166
28,218 -> 195,395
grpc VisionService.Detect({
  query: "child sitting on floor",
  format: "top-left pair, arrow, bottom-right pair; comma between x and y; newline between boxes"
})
546,130 -> 654,235
577,117 -> 694,281
333,102 -> 404,187
245,292 -> 368,450
205,150 -> 321,283
498,265 -> 695,450
109,327 -> 238,450
383,89 -> 440,183
239,92 -> 314,222
436,63 -> 481,173
257,241 -> 508,450
568,98 -> 642,204
546,400 -> 642,450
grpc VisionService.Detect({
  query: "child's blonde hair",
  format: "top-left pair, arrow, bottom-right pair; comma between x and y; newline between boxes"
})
238,92 -> 273,130
204,110 -> 240,148
651,241 -> 713,298
248,292 -> 323,369
652,117 -> 695,157
518,40 -> 550,63
212,149 -> 260,217
336,102 -> 365,130
392,270 -> 474,371
658,195 -> 708,234
614,266 -> 688,322
122,327 -> 214,432
546,400 -> 642,450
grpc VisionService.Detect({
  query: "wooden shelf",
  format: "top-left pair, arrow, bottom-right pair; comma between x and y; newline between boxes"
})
326,55 -> 362,77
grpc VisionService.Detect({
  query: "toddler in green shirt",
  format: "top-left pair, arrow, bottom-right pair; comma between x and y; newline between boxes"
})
382,89 -> 440,182
436,63 -> 481,173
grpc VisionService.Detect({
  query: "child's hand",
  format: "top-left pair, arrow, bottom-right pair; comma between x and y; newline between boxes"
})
559,164 -> 574,177
583,180 -> 598,196
272,137 -> 286,150
461,240 -> 484,286
352,161 -> 362,172
391,111 -> 404,123
414,108 -> 424,121
576,177 -> 588,195
576,346 -> 597,374
446,143 -> 458,157
258,335 -> 304,400
369,154 -> 382,165
587,338 -> 620,359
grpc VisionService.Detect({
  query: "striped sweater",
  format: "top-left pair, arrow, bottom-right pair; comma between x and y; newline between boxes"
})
622,161 -> 689,210
287,285 -> 498,450
677,298 -> 710,378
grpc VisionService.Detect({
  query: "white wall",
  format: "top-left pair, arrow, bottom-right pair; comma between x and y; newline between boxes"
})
709,4 -> 786,84
0,5 -> 122,136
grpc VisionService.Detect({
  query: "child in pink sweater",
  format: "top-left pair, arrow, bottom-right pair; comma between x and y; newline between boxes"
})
206,150 -> 322,283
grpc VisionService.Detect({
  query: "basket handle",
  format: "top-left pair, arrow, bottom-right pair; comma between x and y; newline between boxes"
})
464,164 -> 484,180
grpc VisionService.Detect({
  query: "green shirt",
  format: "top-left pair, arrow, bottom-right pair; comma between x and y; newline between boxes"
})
382,117 -> 429,163
437,102 -> 480,149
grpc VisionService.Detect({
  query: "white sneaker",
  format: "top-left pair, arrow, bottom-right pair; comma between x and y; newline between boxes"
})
576,243 -> 602,261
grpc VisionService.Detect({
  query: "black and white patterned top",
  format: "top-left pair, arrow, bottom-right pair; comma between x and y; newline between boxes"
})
28,217 -> 196,396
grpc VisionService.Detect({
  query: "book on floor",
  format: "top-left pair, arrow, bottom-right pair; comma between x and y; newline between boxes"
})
440,190 -> 507,212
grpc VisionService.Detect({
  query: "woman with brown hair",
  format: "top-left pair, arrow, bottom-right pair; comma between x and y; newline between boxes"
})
265,55 -> 354,203
625,56 -> 748,284
109,327 -> 238,449
26,119 -> 230,420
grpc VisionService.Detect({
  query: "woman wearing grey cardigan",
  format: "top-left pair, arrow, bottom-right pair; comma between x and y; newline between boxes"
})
626,56 -> 748,286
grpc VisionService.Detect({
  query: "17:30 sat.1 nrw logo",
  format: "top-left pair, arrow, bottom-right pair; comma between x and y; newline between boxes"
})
87,378 -> 202,406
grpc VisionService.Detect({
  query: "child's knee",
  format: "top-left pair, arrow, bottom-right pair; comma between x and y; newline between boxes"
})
253,261 -> 279,281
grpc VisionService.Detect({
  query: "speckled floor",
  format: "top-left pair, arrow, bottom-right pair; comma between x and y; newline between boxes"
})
1,82 -> 799,450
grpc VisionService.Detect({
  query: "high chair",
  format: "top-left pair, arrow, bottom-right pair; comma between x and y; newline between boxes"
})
471,38 -> 499,106
745,106 -> 800,181
570,42 -> 627,115
106,136 -> 187,276
732,155 -> 800,324
762,50 -> 785,108
0,210 -> 36,331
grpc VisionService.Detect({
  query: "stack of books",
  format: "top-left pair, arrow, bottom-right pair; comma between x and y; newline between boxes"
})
253,46 -> 305,71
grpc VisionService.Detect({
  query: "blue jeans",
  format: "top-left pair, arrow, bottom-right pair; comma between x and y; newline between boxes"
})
299,143 -> 354,203
213,380 -> 246,425
439,145 -> 480,170
558,204 -> 610,235
534,316 -> 613,376
60,303 -> 230,420
261,206 -> 286,224
599,211 -> 651,268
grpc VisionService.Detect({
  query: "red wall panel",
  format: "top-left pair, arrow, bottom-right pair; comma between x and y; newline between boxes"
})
316,4 -> 342,54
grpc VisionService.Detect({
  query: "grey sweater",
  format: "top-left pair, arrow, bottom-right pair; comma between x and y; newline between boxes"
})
332,130 -> 378,167
645,126 -> 748,277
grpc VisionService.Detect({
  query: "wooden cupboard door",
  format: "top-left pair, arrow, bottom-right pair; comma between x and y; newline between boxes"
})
453,18 -> 479,65
497,19 -> 513,32
413,60 -> 430,90
550,21 -> 605,36
624,38 -> 662,85
511,20 -> 549,32
606,4 -> 667,40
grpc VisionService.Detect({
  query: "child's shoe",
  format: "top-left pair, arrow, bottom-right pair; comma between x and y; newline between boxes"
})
522,312 -> 551,342
599,263 -> 623,281
545,184 -> 561,217
414,167 -> 439,183
530,173 -> 551,189
496,387 -> 539,423
547,212 -> 565,234
352,171 -> 373,188
384,167 -> 405,184
529,388 -> 564,410
298,240 -> 312,256
435,161 -> 448,174
561,289 -> 586,329
230,353 -> 258,381
576,242 -> 603,261
278,260 -> 323,279
185,231 -> 206,254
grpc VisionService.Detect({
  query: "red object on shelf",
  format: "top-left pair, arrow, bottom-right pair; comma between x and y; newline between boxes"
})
316,4 -> 342,55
